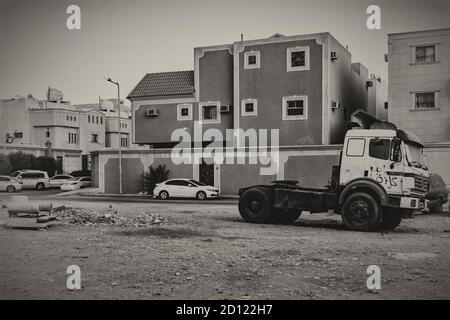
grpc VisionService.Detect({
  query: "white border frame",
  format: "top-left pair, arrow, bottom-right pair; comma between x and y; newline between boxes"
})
287,46 -> 310,72
244,51 -> 261,69
282,95 -> 308,120
241,98 -> 258,116
177,103 -> 193,121
198,101 -> 221,124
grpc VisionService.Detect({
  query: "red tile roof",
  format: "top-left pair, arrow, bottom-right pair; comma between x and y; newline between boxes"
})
127,70 -> 194,99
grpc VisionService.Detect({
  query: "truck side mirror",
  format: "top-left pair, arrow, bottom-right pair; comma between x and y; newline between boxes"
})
391,138 -> 402,167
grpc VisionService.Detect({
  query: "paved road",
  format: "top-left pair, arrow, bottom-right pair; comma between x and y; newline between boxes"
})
0,188 -> 63,203
0,189 -> 238,206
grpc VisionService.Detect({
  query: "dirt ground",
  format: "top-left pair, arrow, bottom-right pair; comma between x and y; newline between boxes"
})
1,200 -> 450,299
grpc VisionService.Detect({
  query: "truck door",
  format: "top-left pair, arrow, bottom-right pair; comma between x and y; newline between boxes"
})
340,137 -> 367,184
366,138 -> 403,195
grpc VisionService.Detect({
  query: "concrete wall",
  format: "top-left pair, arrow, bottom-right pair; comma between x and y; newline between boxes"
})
388,28 -> 450,143
0,97 -> 37,145
93,145 -> 342,195
350,63 -> 369,114
329,37 -> 353,144
198,48 -> 234,140
367,75 -> 388,121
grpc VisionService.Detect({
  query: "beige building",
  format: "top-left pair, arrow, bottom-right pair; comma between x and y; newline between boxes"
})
0,89 -> 106,173
388,28 -> 450,143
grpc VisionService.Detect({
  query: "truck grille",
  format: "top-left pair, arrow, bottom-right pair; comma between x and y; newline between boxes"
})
414,176 -> 429,193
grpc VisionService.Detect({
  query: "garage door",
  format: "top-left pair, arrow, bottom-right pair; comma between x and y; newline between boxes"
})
64,155 -> 81,173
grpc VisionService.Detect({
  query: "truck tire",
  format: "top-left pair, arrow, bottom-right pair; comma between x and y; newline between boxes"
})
378,208 -> 402,230
272,208 -> 301,224
238,188 -> 273,223
342,192 -> 381,231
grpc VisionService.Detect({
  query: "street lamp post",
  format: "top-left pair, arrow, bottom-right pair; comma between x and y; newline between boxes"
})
106,77 -> 123,194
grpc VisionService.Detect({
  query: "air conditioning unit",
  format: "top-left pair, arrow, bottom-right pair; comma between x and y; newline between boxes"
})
331,51 -> 338,61
146,108 -> 159,117
384,54 -> 388,62
331,101 -> 341,110
220,105 -> 231,113
5,133 -> 13,143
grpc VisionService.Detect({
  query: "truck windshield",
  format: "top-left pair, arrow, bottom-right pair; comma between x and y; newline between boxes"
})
404,143 -> 428,170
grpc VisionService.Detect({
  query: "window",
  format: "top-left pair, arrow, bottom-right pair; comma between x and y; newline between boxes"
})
88,115 -> 91,123
369,139 -> 390,160
199,102 -> 220,124
100,117 -> 103,125
287,46 -> 310,72
177,103 -> 193,121
96,116 -> 99,124
415,92 -> 435,110
91,134 -> 98,143
282,95 -> 308,120
241,99 -> 257,116
244,51 -> 260,69
46,129 -> 50,137
414,45 -> 436,63
166,180 -> 186,186
74,116 -> 76,121
67,115 -> 70,121
120,137 -> 128,147
346,138 -> 366,157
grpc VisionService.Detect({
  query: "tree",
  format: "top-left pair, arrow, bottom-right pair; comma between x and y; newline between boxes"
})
7,152 -> 36,173
33,156 -> 57,177
142,164 -> 170,195
0,154 -> 12,175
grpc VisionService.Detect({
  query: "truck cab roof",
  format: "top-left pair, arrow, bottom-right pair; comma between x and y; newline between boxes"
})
346,129 -> 396,138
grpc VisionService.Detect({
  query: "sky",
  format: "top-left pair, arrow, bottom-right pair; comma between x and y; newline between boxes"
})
0,0 -> 449,105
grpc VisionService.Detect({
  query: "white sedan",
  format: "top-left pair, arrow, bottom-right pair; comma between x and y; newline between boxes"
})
0,175 -> 22,193
154,179 -> 219,200
49,174 -> 74,188
61,177 -> 91,191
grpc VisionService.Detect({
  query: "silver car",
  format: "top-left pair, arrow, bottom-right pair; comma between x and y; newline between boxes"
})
49,174 -> 75,188
0,175 -> 23,193
10,170 -> 50,190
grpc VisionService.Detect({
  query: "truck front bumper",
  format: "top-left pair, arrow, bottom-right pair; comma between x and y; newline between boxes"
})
399,197 -> 427,210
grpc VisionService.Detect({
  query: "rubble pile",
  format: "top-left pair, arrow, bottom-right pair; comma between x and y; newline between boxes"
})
52,206 -> 166,227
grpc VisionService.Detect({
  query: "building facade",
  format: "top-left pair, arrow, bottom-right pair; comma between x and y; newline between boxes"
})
388,28 -> 450,143
0,89 -> 113,173
129,33 -> 381,149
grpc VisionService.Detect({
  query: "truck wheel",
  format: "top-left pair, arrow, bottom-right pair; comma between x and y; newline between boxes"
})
272,208 -> 301,224
378,208 -> 402,230
342,192 -> 381,231
238,188 -> 273,223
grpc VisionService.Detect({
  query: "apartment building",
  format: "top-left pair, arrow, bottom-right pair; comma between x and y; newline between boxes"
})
129,32 -> 382,149
0,88 -> 106,173
388,28 -> 450,143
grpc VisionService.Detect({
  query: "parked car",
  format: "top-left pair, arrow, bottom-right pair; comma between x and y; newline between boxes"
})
426,173 -> 449,213
10,170 -> 49,190
0,175 -> 23,193
60,176 -> 91,191
70,170 -> 91,178
49,174 -> 75,188
154,179 -> 219,200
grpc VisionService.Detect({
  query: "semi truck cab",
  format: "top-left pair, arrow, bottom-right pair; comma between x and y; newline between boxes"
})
237,115 -> 430,232
340,129 -> 429,211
